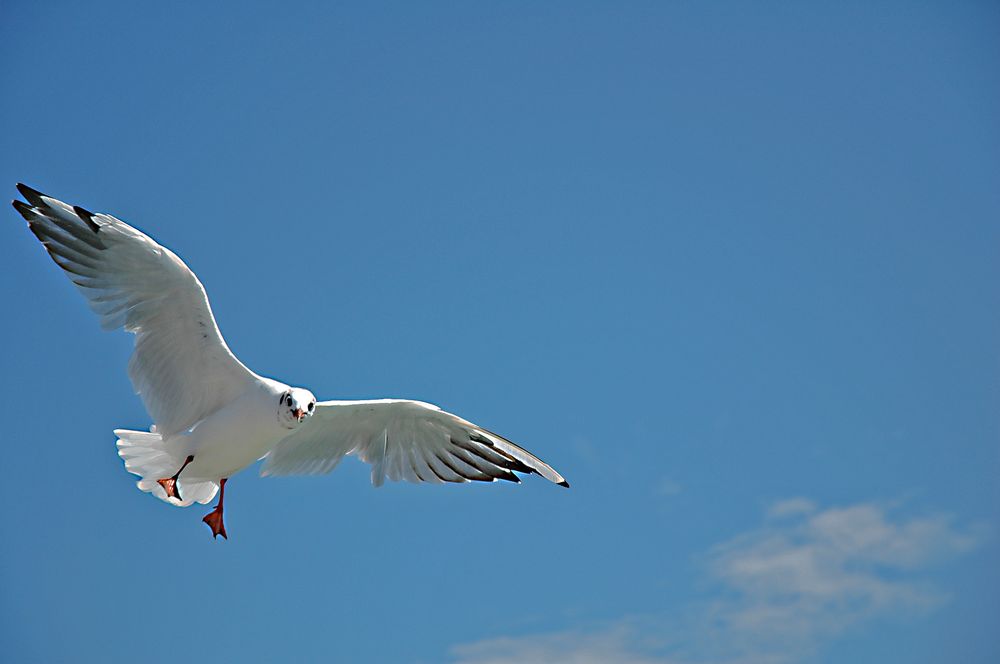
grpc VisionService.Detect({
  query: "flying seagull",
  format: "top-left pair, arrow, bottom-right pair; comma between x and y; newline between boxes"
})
12,184 -> 568,539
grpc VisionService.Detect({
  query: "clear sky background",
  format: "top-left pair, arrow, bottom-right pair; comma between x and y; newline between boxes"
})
1,2 -> 997,663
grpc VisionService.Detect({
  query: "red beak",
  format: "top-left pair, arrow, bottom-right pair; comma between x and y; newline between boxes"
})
294,408 -> 305,419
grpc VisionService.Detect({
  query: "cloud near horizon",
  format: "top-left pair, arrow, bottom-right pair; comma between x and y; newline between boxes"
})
450,499 -> 983,664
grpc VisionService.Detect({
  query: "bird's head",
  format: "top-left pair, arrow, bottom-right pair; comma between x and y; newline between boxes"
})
279,387 -> 317,428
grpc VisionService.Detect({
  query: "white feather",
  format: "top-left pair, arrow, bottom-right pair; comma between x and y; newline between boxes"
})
262,399 -> 568,487
18,189 -> 257,436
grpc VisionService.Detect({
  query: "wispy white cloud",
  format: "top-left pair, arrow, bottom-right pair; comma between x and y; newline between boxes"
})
654,477 -> 683,497
765,497 -> 816,519
698,500 -> 981,662
450,623 -> 676,664
449,499 -> 983,664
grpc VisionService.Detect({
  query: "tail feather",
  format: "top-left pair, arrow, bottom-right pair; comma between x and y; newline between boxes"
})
115,429 -> 218,506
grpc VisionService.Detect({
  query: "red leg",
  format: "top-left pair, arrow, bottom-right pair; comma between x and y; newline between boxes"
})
202,478 -> 228,539
156,455 -> 194,501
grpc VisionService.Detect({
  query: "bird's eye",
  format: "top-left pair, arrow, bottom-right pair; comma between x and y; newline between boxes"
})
308,402 -> 315,412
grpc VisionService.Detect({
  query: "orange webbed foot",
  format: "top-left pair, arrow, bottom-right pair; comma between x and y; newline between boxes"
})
157,477 -> 181,500
202,508 -> 227,539
156,455 -> 194,501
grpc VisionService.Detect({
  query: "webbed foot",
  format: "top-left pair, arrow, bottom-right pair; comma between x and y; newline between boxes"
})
156,455 -> 195,501
202,507 -> 227,539
202,478 -> 229,539
157,477 -> 181,500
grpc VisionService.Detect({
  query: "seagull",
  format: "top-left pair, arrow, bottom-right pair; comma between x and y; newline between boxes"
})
12,184 -> 568,539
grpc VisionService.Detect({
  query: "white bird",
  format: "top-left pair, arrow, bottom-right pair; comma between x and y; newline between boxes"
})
12,184 -> 568,539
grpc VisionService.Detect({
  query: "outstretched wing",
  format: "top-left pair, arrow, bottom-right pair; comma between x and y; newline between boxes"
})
13,184 -> 258,436
262,399 -> 569,487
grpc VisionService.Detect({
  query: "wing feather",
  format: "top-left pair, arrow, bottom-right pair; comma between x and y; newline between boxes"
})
262,399 -> 568,488
13,184 -> 257,435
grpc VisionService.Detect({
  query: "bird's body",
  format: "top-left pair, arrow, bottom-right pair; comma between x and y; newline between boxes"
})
174,379 -> 291,481
117,377 -> 300,507
12,183 -> 567,538
174,378 -> 298,481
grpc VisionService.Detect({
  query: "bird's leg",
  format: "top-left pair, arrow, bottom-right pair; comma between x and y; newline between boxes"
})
202,478 -> 228,540
156,455 -> 194,501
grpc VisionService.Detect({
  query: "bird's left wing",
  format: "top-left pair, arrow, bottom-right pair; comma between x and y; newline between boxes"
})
262,399 -> 568,487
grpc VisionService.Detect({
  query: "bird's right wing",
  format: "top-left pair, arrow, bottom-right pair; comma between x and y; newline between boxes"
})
13,184 -> 258,436
262,399 -> 569,488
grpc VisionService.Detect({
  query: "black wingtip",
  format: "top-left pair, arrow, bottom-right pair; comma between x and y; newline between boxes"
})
558,480 -> 570,488
73,205 -> 100,232
11,198 -> 33,220
15,183 -> 45,206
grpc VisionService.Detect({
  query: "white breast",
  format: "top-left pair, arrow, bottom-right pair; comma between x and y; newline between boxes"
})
179,379 -> 295,480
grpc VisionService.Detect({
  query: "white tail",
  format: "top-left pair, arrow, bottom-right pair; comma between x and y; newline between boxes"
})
115,428 -> 218,507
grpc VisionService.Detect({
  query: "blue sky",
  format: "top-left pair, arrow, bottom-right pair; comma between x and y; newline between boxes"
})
1,2 -> 997,662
